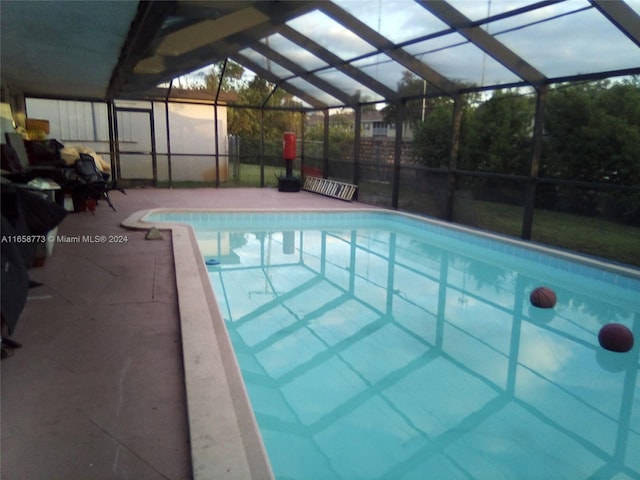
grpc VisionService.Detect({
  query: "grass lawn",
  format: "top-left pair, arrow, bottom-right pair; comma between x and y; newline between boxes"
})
475,201 -> 640,267
533,211 -> 639,267
221,164 -> 282,188
156,164 -> 282,189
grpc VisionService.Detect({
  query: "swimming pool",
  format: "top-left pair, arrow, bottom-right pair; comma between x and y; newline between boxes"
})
145,210 -> 639,479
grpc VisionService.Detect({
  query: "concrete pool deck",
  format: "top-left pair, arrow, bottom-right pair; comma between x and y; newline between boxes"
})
0,187 -> 369,480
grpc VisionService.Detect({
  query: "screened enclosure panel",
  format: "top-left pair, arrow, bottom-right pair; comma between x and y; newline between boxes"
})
68,0 -> 637,108
128,0 -> 640,111
167,103 -> 225,155
404,37 -> 522,87
495,7 -> 640,78
261,34 -> 329,72
286,10 -> 378,60
116,110 -> 154,181
333,0 -> 450,44
351,54 -> 412,93
314,69 -> 385,104
118,154 -> 154,180
237,47 -> 295,79
285,77 -> 345,107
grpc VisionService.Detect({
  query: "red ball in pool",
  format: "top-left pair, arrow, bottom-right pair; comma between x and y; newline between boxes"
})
598,323 -> 634,353
529,286 -> 557,309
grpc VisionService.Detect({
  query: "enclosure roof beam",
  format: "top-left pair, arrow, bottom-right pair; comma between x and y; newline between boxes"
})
319,2 -> 458,97
112,1 -> 322,97
248,41 -> 357,107
416,0 -> 547,88
590,0 -> 640,48
277,24 -> 400,103
107,1 -> 175,99
230,53 -> 328,110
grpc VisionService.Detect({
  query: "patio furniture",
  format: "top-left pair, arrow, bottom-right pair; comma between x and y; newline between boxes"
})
68,154 -> 119,213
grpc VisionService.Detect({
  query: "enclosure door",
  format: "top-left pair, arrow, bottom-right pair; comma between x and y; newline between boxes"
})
115,108 -> 156,185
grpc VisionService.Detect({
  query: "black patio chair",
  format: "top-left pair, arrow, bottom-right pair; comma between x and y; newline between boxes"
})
71,154 -> 118,213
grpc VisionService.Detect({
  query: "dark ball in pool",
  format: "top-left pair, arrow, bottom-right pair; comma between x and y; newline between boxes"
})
598,323 -> 634,353
529,286 -> 557,309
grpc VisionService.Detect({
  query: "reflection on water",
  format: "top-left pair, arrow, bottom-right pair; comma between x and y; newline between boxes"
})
192,213 -> 639,479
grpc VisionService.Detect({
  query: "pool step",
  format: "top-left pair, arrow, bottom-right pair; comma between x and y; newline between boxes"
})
302,176 -> 357,202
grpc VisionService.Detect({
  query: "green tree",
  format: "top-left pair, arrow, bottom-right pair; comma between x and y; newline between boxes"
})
412,100 -> 455,168
543,79 -> 640,185
461,90 -> 534,174
542,78 -> 640,224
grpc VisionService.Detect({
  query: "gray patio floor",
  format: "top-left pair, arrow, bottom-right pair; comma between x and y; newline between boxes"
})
1,187 -> 365,480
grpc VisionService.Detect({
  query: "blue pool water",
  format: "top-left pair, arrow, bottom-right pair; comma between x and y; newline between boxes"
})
146,210 -> 640,479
